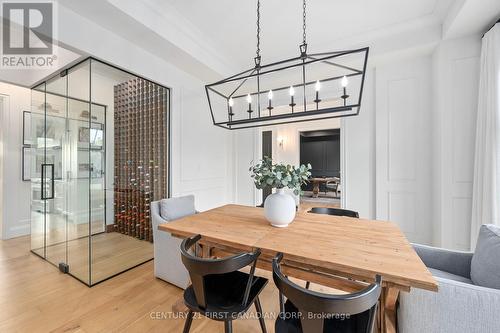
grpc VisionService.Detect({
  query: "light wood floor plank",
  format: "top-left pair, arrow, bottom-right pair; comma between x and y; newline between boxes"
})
0,235 -> 346,333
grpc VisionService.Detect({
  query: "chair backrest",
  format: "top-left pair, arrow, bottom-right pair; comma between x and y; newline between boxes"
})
160,195 -> 196,221
309,207 -> 359,218
180,234 -> 261,309
272,253 -> 381,333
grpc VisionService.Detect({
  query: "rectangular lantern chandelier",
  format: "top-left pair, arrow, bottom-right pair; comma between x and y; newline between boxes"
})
205,0 -> 369,130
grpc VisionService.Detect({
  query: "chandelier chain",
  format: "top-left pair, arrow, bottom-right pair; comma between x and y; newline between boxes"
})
256,0 -> 261,59
302,0 -> 307,44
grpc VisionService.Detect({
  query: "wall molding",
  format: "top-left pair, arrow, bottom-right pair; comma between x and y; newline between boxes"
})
5,219 -> 30,239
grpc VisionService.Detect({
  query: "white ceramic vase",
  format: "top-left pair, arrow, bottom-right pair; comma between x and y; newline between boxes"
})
264,188 -> 296,227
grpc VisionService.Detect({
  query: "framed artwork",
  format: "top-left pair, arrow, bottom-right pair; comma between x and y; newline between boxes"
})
77,154 -> 104,179
78,122 -> 104,150
26,150 -> 62,181
78,127 -> 90,143
32,115 -> 63,148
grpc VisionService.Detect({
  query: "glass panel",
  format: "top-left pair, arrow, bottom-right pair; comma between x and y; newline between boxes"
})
30,83 -> 46,257
44,73 -> 68,267
66,59 -> 91,285
90,59 -> 160,284
29,57 -> 168,286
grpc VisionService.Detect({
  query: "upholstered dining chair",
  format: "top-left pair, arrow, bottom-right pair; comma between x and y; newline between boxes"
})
151,195 -> 197,289
325,180 -> 338,196
398,224 -> 500,333
180,234 -> 269,333
325,177 -> 341,197
273,253 -> 381,333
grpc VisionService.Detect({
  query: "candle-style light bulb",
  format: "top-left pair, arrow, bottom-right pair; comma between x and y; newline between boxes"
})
341,76 -> 349,106
341,76 -> 348,87
246,94 -> 253,118
289,86 -> 296,112
228,97 -> 234,120
314,80 -> 321,110
267,90 -> 274,115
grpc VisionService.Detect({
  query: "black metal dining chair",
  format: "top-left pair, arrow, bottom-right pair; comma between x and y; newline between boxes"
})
180,234 -> 268,333
308,207 -> 360,218
273,253 -> 381,333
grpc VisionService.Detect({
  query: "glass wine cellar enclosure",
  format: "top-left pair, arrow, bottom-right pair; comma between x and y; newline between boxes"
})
29,58 -> 170,286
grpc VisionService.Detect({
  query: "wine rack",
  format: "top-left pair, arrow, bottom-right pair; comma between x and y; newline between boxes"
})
113,78 -> 169,242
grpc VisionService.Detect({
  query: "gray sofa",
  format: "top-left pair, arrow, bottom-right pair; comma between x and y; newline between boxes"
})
398,225 -> 500,333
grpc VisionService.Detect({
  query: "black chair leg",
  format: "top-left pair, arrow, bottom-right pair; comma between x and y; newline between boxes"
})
305,281 -> 311,289
224,320 -> 233,333
254,296 -> 267,333
183,310 -> 194,333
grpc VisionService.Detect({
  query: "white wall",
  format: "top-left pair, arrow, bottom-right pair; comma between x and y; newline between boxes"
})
343,69 -> 376,219
432,35 -> 481,250
231,68 -> 376,219
0,4 -> 483,248
231,36 -> 482,249
268,119 -> 341,167
0,83 -> 31,239
61,0 -> 482,249
0,4 -> 234,239
375,57 -> 433,244
53,4 -> 233,213
0,96 -> 4,237
232,128 -> 258,206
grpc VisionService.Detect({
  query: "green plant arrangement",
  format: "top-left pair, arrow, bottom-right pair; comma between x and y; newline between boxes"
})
249,156 -> 312,195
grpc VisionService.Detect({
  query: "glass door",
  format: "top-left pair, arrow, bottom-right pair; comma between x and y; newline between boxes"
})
30,72 -> 70,269
66,60 -> 91,284
44,74 -> 68,268
30,84 -> 46,257
30,60 -> 94,285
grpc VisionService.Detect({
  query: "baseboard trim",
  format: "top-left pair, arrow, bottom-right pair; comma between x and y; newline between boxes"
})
4,220 -> 30,239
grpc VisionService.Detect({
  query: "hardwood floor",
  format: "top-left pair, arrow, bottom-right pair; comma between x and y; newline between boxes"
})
32,226 -> 153,285
44,232 -> 154,284
0,235 -> 346,332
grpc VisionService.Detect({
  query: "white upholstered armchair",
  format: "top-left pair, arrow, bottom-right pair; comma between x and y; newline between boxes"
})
151,195 -> 197,289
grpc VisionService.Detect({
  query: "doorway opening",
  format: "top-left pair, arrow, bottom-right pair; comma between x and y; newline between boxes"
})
299,129 -> 341,208
261,131 -> 272,205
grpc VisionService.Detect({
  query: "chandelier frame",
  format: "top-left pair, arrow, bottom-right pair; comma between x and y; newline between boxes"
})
205,0 -> 369,130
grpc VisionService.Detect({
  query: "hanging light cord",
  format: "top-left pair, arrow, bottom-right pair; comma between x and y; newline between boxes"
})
302,0 -> 307,45
255,0 -> 261,65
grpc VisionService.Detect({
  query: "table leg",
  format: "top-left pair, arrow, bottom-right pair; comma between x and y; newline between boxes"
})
202,243 -> 213,258
312,181 -> 319,198
378,286 -> 399,333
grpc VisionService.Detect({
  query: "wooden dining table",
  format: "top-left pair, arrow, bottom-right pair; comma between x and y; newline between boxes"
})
159,204 -> 438,333
310,177 -> 335,197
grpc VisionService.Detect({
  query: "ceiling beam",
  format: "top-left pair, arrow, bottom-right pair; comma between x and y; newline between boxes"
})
443,0 -> 500,39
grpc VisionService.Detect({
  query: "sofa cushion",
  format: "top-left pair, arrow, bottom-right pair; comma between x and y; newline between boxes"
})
471,224 -> 500,289
160,195 -> 196,221
429,268 -> 472,284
